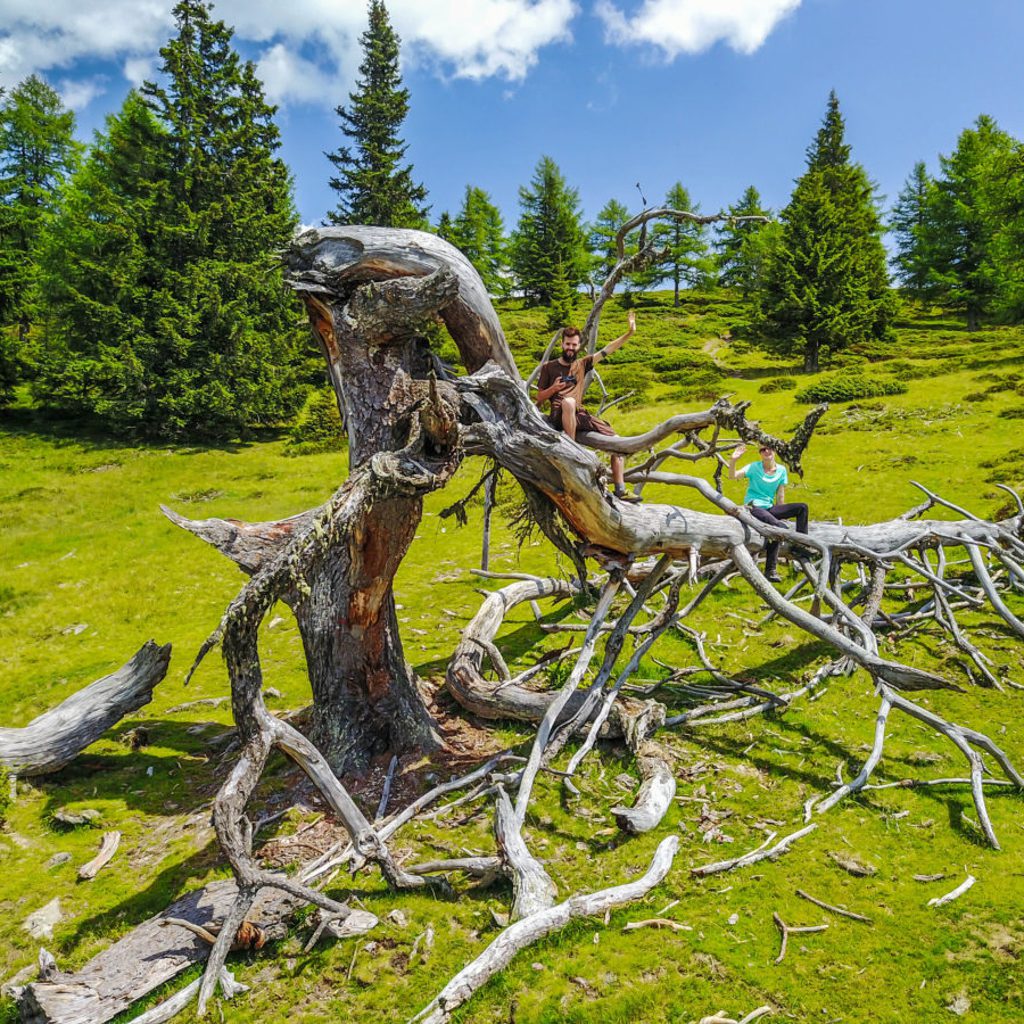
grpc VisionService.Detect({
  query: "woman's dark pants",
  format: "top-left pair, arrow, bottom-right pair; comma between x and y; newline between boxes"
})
748,503 -> 809,573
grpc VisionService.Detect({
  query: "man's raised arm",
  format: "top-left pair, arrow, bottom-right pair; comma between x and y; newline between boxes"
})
592,309 -> 636,365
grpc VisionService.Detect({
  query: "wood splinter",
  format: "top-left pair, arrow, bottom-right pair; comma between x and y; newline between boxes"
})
795,888 -> 872,924
926,873 -> 976,908
772,911 -> 828,964
622,917 -> 692,933
159,916 -> 269,951
78,830 -> 121,881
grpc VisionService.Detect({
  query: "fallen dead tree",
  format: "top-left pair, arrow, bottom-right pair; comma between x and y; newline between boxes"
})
16,220 -> 1024,1023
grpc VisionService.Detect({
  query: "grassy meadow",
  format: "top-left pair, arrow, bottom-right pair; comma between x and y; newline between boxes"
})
1,291 -> 1023,1023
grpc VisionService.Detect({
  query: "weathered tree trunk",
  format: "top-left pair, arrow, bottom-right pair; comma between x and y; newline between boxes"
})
0,641 -> 170,776
275,228 -> 517,770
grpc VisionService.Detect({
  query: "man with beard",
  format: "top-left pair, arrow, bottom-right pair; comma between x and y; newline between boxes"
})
535,311 -> 641,503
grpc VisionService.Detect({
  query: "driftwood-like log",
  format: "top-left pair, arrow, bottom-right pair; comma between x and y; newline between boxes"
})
0,641 -> 170,777
18,880 -> 299,1024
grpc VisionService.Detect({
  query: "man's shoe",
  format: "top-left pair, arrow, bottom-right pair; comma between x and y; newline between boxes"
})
765,570 -> 783,583
614,488 -> 642,504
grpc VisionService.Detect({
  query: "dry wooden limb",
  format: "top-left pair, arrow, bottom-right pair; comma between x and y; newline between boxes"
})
795,889 -> 872,924
513,572 -> 624,824
127,967 -> 247,1024
77,831 -> 121,881
692,824 -> 817,877
0,641 -> 170,776
622,917 -> 691,932
772,911 -> 828,964
813,695 -> 892,815
18,880 -> 299,1024
407,835 -> 679,1024
927,874 -> 976,908
494,786 -> 557,919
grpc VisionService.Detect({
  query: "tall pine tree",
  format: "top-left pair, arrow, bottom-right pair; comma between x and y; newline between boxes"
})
37,0 -> 308,438
0,74 -> 79,398
716,185 -> 773,297
450,185 -> 507,296
757,92 -> 895,372
326,0 -> 428,227
509,155 -> 586,308
889,161 -> 935,305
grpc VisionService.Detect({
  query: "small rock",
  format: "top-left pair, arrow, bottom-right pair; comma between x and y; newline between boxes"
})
490,909 -> 509,928
908,750 -> 943,765
614,773 -> 636,791
947,993 -> 970,1015
60,623 -> 88,636
22,899 -> 62,940
52,807 -> 101,828
386,909 -> 408,928
531,962 -> 545,971
267,616 -> 285,630
44,852 -> 72,870
325,909 -> 378,940
263,687 -> 282,699
727,913 -> 739,925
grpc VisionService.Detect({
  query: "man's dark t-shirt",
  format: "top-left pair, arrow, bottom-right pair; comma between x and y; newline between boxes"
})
537,354 -> 614,436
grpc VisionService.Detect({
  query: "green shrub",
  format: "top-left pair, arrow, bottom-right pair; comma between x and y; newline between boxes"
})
285,387 -> 345,456
1001,406 -> 1024,419
759,376 -> 797,394
796,372 -> 908,404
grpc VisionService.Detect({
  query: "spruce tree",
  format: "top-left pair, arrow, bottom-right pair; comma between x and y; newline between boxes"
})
326,0 -> 428,228
889,162 -> 935,305
928,116 -> 1015,329
450,186 -> 507,295
509,156 -> 586,306
757,92 -> 895,372
717,185 -> 772,297
0,75 -> 79,383
37,0 -> 308,438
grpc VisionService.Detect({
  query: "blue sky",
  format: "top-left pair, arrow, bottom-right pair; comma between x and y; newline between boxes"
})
3,0 -> 1024,231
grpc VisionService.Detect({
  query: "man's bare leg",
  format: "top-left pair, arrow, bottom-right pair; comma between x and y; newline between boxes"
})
610,453 -> 641,502
560,397 -> 577,440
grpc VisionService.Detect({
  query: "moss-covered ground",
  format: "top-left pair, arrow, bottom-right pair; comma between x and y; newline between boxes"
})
1,293 -> 1023,1023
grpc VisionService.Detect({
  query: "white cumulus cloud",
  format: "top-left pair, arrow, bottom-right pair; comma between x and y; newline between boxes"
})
596,0 -> 801,58
0,0 -> 578,108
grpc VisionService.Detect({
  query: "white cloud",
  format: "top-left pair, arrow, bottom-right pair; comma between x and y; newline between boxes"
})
596,0 -> 801,58
0,0 -> 577,109
56,75 -> 107,111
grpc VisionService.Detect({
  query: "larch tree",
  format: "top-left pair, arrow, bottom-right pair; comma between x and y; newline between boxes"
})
587,197 -> 634,300
509,155 -> 587,306
326,0 -> 428,228
889,161 -> 935,305
635,181 -> 712,304
757,91 -> 895,372
928,115 -> 1015,330
450,185 -> 508,296
716,184 -> 773,298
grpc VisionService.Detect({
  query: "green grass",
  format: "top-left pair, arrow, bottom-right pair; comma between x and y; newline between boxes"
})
1,293 -> 1023,1023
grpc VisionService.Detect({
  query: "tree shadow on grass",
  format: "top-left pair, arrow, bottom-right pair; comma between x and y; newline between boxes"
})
0,405 -> 287,454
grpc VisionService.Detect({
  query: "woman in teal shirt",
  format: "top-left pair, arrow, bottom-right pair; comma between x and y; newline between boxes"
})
728,443 -> 809,582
